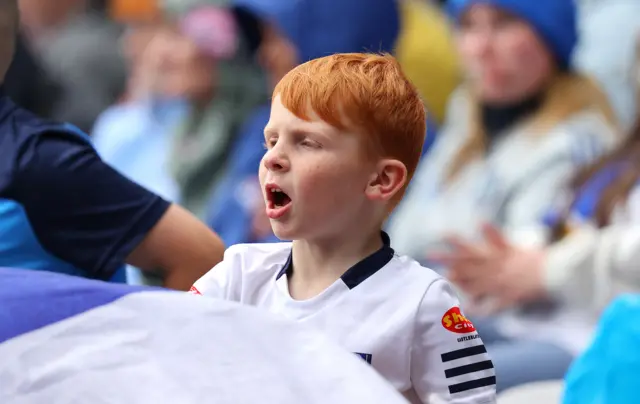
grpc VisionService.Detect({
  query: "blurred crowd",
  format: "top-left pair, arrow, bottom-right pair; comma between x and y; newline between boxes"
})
7,0 -> 640,395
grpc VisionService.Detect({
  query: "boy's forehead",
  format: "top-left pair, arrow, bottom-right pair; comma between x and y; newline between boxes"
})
264,95 -> 341,136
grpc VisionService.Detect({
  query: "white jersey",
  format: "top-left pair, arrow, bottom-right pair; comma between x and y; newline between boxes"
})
192,234 -> 497,404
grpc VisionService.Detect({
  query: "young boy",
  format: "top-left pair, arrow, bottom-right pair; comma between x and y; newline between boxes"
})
191,53 -> 497,403
205,0 -> 400,246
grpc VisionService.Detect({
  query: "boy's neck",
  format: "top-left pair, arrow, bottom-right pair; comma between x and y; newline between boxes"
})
288,226 -> 383,300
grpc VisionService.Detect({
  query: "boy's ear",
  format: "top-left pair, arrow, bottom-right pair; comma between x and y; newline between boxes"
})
365,159 -> 407,203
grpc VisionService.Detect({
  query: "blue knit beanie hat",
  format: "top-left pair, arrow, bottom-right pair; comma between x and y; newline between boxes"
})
447,0 -> 577,68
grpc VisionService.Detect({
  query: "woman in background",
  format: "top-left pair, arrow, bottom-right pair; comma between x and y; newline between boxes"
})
438,42 -> 640,391
388,0 -> 618,391
389,0 -> 617,262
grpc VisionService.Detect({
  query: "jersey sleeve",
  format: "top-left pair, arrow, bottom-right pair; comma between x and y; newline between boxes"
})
411,279 -> 497,403
5,130 -> 170,280
189,245 -> 244,301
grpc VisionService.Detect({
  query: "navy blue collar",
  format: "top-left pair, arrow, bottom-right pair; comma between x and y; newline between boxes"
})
276,232 -> 395,289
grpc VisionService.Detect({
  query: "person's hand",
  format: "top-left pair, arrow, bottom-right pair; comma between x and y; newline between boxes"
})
430,224 -> 548,314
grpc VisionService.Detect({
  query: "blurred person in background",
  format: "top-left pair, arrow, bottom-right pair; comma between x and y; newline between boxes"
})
390,0 -> 616,260
438,42 -> 640,390
94,0 -> 265,283
387,0 -> 618,390
205,0 -> 400,247
162,0 -> 268,220
92,2 -> 185,286
573,0 -> 640,133
18,0 -> 126,132
93,2 -> 184,204
0,0 -> 224,290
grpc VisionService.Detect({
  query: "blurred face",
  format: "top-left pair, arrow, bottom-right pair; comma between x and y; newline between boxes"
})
456,4 -> 555,104
133,27 -> 215,101
259,96 -> 375,241
258,23 -> 297,89
19,0 -> 81,34
122,23 -> 167,67
162,33 -> 216,100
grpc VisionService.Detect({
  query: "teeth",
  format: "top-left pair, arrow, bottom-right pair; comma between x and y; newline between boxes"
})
270,188 -> 282,193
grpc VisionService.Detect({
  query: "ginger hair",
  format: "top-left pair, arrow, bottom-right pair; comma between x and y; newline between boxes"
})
273,53 -> 427,208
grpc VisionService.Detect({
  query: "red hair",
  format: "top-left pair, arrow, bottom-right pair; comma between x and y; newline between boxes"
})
273,53 -> 426,208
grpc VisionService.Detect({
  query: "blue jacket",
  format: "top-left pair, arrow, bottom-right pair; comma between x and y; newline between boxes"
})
207,0 -> 401,246
543,162 -> 630,230
0,94 -> 170,281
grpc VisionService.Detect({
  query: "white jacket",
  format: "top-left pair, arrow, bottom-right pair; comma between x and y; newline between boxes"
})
543,186 -> 640,314
388,90 -> 618,260
496,186 -> 640,355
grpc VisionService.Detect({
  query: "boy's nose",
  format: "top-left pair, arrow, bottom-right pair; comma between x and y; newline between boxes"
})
263,151 -> 290,172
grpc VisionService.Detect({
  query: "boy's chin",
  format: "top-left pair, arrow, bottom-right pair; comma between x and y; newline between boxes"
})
271,223 -> 297,242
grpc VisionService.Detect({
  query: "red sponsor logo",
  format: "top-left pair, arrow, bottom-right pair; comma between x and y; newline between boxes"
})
441,307 -> 476,334
189,286 -> 202,295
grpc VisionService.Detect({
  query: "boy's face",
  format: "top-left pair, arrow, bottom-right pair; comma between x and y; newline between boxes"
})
258,96 -> 377,241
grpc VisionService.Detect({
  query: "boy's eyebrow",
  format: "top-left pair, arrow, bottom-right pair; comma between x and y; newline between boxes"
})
263,127 -> 277,138
264,122 -> 334,140
293,128 -> 333,143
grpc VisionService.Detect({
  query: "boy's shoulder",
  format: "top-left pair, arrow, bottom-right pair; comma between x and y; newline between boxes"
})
219,242 -> 448,301
224,242 -> 445,286
223,242 -> 292,273
388,252 -> 444,287
386,253 -> 465,312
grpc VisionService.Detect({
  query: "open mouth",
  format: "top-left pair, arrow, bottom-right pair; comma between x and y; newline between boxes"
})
267,186 -> 292,209
265,184 -> 292,220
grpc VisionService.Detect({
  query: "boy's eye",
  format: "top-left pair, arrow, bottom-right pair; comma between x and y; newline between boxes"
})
300,139 -> 321,149
264,138 -> 277,149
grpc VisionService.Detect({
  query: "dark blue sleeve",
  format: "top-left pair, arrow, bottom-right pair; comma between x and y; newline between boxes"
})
5,130 -> 171,280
